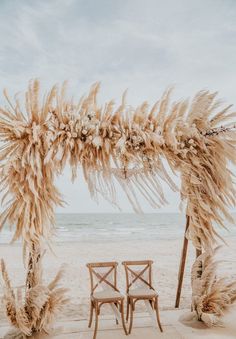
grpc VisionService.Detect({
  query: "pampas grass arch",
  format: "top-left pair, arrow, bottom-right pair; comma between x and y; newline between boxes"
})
0,80 -> 236,335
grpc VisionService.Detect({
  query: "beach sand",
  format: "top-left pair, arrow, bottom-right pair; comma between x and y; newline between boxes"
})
1,237 -> 236,325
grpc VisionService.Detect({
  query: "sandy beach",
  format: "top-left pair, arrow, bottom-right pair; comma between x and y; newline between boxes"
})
1,236 -> 236,324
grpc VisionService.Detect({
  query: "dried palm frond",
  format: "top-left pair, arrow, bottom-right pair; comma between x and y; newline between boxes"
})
0,80 -> 236,335
50,86 -> 236,250
0,81 -> 236,250
0,80 -> 64,244
191,247 -> 236,327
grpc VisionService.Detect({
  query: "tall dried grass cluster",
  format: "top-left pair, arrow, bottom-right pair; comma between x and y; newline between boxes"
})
0,80 -> 236,333
1,253 -> 68,337
191,247 -> 236,326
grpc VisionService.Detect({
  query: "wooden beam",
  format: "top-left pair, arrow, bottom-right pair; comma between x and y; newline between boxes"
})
175,215 -> 190,308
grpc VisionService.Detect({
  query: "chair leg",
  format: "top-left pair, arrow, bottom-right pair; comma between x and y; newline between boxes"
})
93,303 -> 99,339
126,297 -> 130,322
120,300 -> 128,335
155,297 -> 163,332
128,299 -> 134,334
115,302 -> 119,324
88,300 -> 94,328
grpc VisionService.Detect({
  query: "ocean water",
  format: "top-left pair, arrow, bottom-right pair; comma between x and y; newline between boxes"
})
0,213 -> 236,244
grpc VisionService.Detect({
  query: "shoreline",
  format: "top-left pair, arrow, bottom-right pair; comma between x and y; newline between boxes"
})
0,230 -> 235,246
1,237 -> 236,324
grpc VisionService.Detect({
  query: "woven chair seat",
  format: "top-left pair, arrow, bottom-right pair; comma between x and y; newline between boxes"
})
92,290 -> 124,301
128,287 -> 157,298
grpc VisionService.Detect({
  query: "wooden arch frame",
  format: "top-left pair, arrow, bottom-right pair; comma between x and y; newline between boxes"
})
0,80 -> 236,336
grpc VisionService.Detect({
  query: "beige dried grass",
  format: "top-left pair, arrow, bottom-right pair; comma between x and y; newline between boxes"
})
0,80 -> 236,334
191,247 -> 236,326
0,247 -> 69,336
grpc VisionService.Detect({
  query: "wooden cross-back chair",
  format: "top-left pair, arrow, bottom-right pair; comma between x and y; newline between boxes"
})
87,261 -> 127,339
122,260 -> 163,334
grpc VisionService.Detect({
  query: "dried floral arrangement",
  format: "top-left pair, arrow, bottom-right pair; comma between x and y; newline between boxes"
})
0,248 -> 68,337
0,80 -> 236,335
191,247 -> 236,327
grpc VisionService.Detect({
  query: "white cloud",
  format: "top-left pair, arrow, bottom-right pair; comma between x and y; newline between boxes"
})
0,0 -> 235,212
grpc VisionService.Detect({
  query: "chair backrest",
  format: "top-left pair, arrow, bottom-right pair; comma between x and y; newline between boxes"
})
86,261 -> 119,295
122,260 -> 154,293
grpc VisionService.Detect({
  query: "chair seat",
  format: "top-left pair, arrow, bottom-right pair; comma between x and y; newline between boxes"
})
92,290 -> 124,301
128,287 -> 158,298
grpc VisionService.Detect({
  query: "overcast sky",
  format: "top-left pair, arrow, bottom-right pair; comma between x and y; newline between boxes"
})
0,0 -> 235,213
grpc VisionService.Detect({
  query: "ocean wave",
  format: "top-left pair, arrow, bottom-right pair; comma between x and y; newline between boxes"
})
1,213 -> 235,244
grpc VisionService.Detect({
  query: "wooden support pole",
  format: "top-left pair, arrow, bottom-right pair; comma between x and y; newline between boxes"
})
26,240 -> 42,290
175,215 -> 190,308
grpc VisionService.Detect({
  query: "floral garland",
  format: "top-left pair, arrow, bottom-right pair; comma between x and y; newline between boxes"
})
0,80 -> 236,334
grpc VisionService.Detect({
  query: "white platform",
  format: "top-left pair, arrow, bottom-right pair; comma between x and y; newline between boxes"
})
1,309 -> 236,339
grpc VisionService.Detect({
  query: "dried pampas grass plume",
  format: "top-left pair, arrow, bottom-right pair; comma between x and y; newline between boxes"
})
191,247 -> 236,327
0,80 -> 236,250
0,254 -> 69,337
0,80 -> 236,335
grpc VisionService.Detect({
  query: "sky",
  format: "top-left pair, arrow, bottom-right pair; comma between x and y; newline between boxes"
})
0,0 -> 235,213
